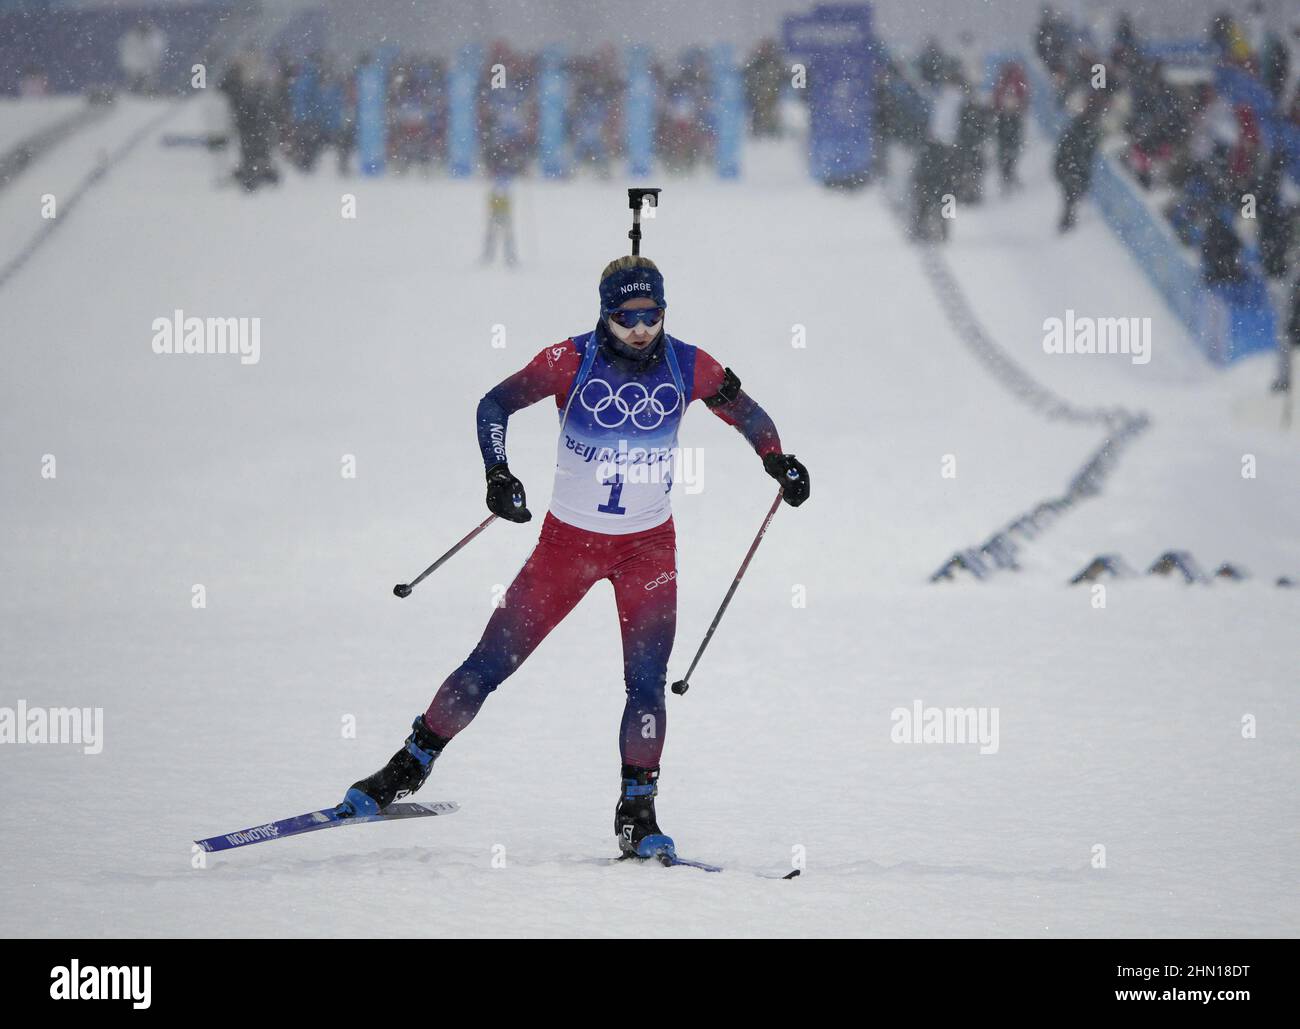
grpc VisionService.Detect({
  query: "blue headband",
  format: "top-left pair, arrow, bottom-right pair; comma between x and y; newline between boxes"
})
599,265 -> 666,312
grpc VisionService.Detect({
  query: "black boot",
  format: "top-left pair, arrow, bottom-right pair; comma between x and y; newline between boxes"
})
340,716 -> 446,817
614,765 -> 675,860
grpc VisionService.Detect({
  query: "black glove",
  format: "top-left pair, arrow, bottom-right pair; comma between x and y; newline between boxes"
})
763,452 -> 810,507
485,462 -> 532,522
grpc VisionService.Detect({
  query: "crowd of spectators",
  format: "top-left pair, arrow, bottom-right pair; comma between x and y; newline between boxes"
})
1036,3 -> 1300,386
879,6 -> 1300,388
215,39 -> 789,193
873,37 -> 1031,240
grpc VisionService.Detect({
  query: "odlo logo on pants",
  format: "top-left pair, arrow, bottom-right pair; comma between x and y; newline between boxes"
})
643,570 -> 676,591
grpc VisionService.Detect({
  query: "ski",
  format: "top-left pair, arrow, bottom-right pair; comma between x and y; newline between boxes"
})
195,800 -> 459,853
617,851 -> 800,879
665,854 -> 723,873
667,855 -> 801,879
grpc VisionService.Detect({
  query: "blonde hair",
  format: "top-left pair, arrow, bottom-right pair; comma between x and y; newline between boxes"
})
599,255 -> 660,282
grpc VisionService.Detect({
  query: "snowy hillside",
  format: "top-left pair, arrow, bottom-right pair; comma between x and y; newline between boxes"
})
1,98 -> 1296,938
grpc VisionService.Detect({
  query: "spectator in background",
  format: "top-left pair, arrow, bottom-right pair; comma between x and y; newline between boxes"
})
1209,13 -> 1246,68
1276,272 -> 1300,392
1125,59 -> 1184,190
916,37 -> 953,88
656,50 -> 711,173
1035,6 -> 1071,94
1201,210 -> 1245,284
478,42 -> 533,161
479,54 -> 530,267
1229,103 -> 1263,192
954,77 -> 990,204
570,85 -> 612,176
19,66 -> 49,97
285,55 -> 325,171
118,19 -> 168,95
1247,5 -> 1290,101
744,39 -> 785,139
317,58 -> 356,175
480,173 -> 518,267
871,59 -> 897,174
1256,151 -> 1293,281
953,33 -> 991,205
219,54 -> 280,192
993,60 -> 1029,192
1168,84 -> 1231,245
874,56 -> 927,179
1109,14 -> 1144,83
956,29 -> 986,101
389,62 -> 436,175
910,72 -> 965,242
1053,94 -> 1104,231
480,74 -> 533,180
569,51 -> 621,176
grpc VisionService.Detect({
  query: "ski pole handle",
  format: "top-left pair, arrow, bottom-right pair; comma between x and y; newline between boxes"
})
627,187 -> 660,256
393,514 -> 498,598
671,491 -> 784,695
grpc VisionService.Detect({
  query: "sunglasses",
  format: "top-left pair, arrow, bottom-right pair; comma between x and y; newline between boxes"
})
604,306 -> 666,329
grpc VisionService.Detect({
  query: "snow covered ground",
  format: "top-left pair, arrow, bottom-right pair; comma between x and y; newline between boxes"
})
1,100 -> 1295,938
0,96 -> 91,153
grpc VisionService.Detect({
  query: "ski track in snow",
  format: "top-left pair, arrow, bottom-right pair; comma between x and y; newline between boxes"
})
0,102 -> 1296,937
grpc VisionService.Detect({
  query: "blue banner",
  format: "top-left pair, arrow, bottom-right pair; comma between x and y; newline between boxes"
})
289,58 -> 319,126
449,44 -> 483,178
711,43 -> 742,179
624,45 -> 655,178
783,3 -> 876,185
539,45 -> 567,178
356,58 -> 386,176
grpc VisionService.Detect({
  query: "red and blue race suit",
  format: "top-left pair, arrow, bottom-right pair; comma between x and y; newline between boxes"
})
424,328 -> 782,767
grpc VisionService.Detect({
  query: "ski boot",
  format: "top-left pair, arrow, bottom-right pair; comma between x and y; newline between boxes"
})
338,716 -> 446,817
615,765 -> 675,863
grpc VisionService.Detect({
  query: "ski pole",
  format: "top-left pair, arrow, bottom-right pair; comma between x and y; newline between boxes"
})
1283,346 -> 1294,431
671,491 -> 784,696
393,513 -> 498,598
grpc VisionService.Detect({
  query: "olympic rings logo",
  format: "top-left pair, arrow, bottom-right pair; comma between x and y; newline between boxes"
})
578,378 -> 681,430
